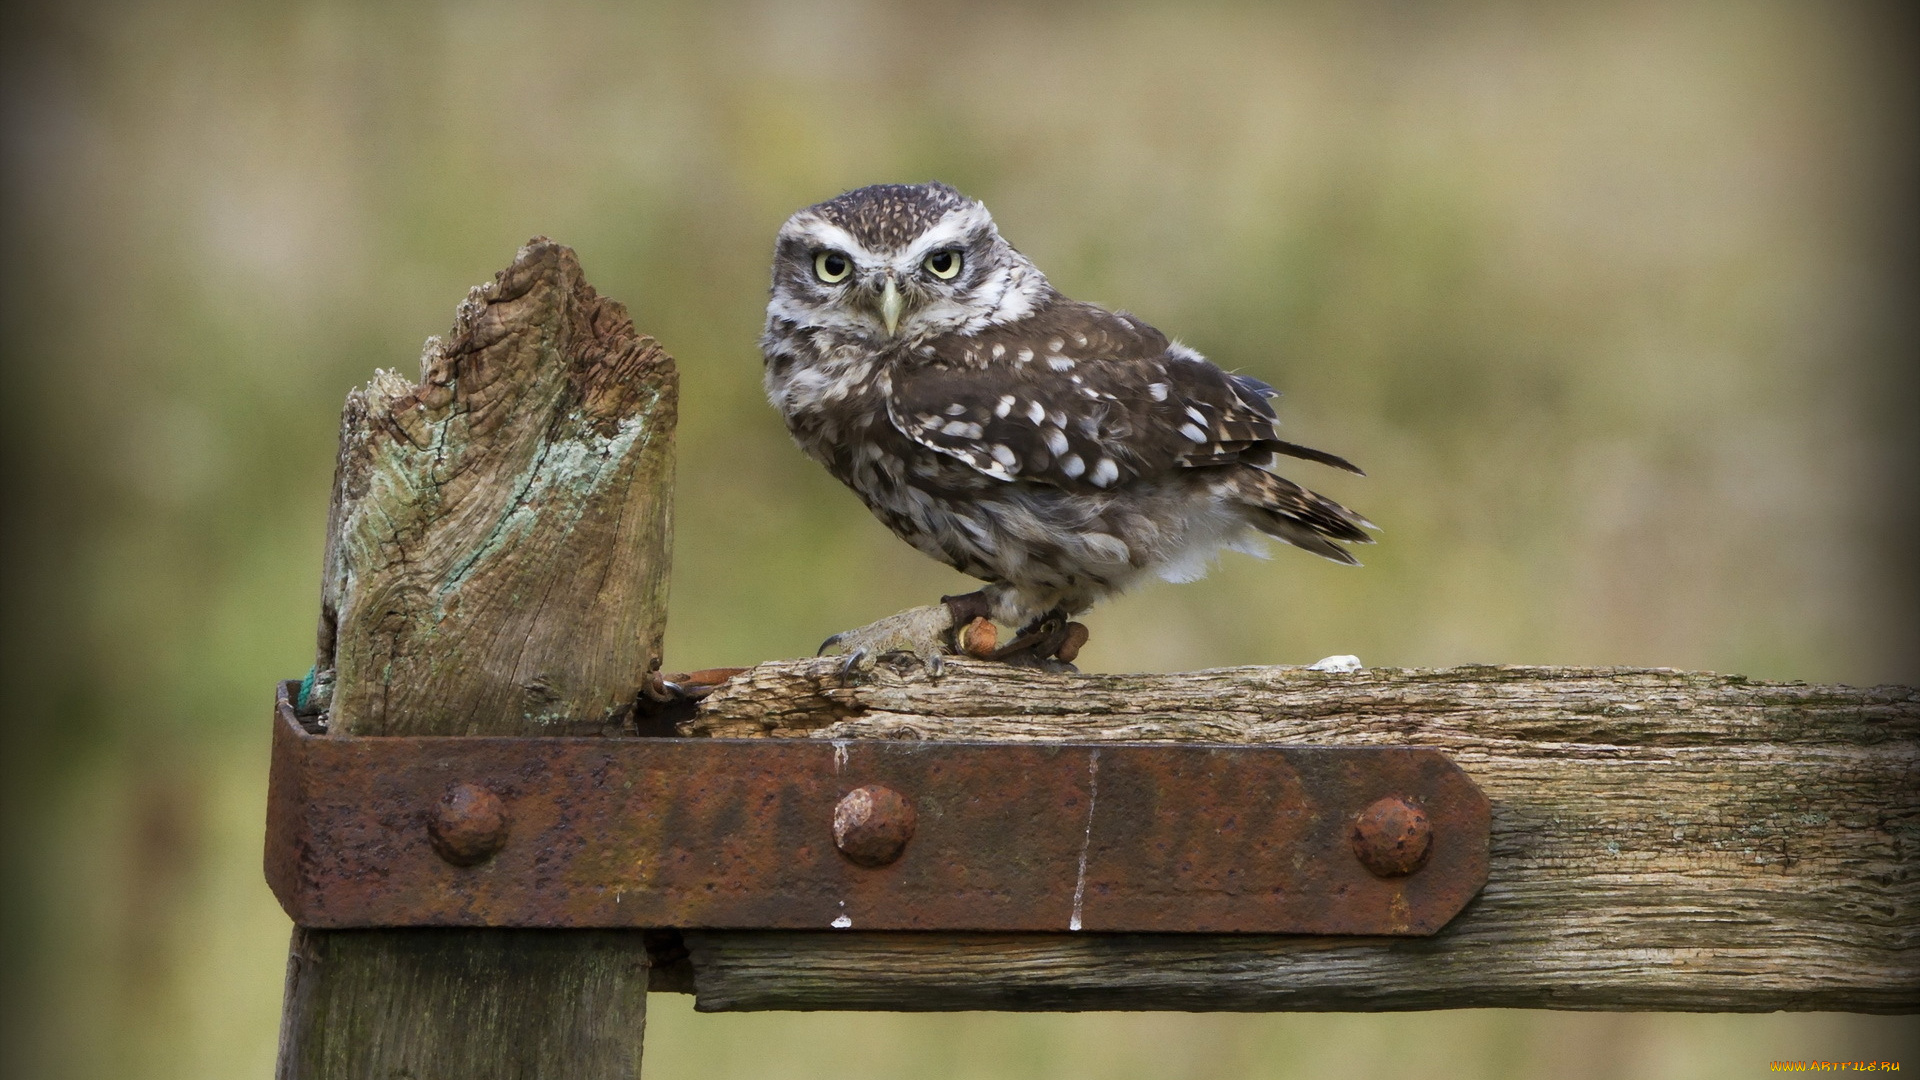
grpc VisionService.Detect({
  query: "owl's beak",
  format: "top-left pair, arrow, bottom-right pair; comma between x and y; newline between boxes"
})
878,277 -> 905,337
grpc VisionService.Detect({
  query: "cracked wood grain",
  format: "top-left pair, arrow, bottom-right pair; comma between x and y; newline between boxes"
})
278,240 -> 671,1079
681,659 -> 1919,1013
313,237 -> 675,738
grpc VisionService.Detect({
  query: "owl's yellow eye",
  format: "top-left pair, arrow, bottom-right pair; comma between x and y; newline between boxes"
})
814,251 -> 852,283
923,249 -> 962,280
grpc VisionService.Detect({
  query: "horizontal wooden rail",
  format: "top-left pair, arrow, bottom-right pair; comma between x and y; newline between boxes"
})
676,660 -> 1918,1013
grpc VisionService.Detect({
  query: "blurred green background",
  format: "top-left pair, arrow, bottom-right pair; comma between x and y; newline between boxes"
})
2,1 -> 1914,1078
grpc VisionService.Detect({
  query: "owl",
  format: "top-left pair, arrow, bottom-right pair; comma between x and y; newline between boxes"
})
763,182 -> 1371,670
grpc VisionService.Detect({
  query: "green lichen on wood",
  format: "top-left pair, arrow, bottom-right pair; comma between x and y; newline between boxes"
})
312,238 -> 676,737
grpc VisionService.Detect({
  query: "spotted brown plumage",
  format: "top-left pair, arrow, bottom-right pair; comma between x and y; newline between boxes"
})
762,182 -> 1372,668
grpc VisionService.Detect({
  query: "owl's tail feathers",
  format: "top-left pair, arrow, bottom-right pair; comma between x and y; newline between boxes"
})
1261,439 -> 1366,476
1234,467 -> 1375,565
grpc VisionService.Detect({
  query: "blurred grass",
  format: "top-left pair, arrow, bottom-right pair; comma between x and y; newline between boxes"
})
1,1 -> 1914,1078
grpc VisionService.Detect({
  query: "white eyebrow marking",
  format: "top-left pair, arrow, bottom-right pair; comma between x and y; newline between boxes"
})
897,203 -> 993,260
784,217 -> 877,263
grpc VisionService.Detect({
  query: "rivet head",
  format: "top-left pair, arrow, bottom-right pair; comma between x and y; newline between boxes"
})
428,783 -> 509,866
832,785 -> 917,867
1352,796 -> 1432,878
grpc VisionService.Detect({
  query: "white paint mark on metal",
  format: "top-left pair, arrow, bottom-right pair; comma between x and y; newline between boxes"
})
1069,747 -> 1101,932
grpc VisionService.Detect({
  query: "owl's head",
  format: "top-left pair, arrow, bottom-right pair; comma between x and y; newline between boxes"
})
768,182 -> 1051,344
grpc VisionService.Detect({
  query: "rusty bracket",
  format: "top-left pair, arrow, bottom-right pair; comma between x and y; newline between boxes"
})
266,682 -> 1490,935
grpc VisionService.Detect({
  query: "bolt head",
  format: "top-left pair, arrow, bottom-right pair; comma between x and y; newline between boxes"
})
1352,796 -> 1432,878
428,783 -> 509,866
832,785 -> 917,867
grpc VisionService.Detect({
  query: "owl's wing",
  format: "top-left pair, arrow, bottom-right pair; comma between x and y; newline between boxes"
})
887,302 -> 1359,491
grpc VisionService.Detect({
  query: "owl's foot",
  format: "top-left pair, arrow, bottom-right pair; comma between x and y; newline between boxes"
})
817,603 -> 959,679
816,594 -> 1088,679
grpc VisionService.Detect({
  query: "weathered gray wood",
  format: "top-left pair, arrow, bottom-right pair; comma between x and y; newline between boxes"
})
278,930 -> 649,1078
311,238 -> 676,737
682,660 -> 1919,1013
278,240 -> 672,1079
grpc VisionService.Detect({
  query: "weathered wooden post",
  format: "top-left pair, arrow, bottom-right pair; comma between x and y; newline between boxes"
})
275,239 -> 676,1079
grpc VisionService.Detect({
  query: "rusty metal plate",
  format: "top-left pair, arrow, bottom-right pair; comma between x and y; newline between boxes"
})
266,683 -> 1490,935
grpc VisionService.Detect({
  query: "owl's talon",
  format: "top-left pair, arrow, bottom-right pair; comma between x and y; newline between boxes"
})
815,604 -> 958,682
838,647 -> 871,679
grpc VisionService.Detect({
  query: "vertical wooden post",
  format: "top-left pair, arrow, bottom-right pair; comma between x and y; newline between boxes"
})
276,239 -> 676,1079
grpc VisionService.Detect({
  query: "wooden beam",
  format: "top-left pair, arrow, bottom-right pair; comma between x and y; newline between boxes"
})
276,240 -> 674,1079
681,660 -> 1919,1013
